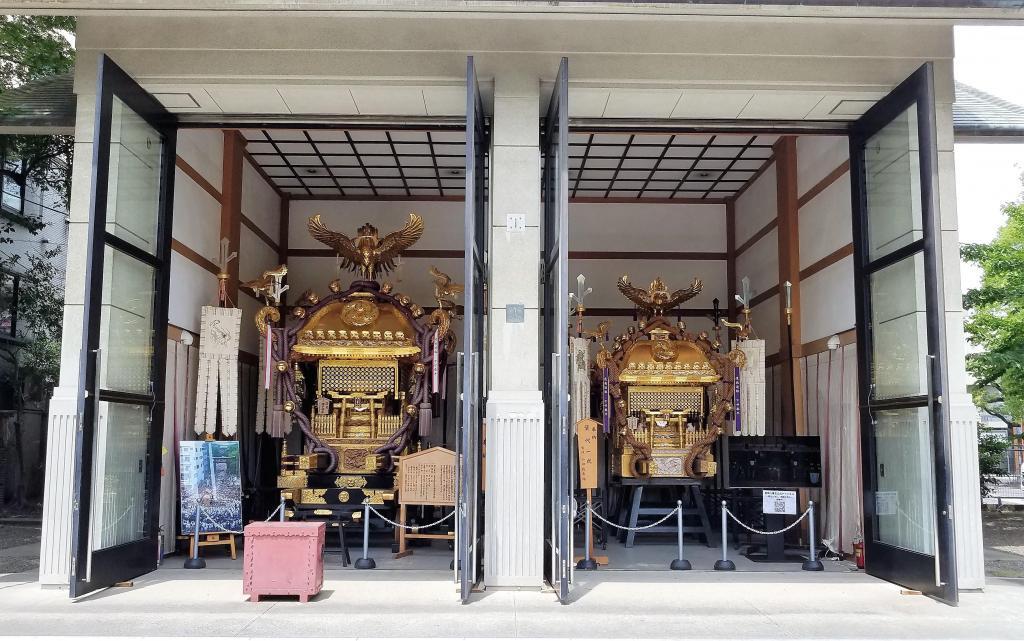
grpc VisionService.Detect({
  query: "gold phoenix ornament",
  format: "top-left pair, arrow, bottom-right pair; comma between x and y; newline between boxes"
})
308,213 -> 424,280
617,275 -> 703,318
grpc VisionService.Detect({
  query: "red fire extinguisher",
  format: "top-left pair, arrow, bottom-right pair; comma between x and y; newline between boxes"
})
853,536 -> 865,569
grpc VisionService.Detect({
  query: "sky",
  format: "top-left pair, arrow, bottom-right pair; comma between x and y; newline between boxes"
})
953,26 -> 1024,365
953,26 -> 1024,288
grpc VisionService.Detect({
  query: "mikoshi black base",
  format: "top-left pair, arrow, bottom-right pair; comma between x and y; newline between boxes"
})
576,558 -> 599,570
670,559 -> 692,571
184,557 -> 206,570
802,559 -> 825,571
354,557 -> 376,569
714,559 -> 736,571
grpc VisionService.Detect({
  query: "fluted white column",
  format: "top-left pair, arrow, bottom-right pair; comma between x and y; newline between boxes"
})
484,70 -> 544,588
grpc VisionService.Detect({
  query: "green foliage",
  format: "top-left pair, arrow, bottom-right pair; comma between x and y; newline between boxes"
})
0,15 -> 76,87
978,426 -> 1011,498
962,181 -> 1024,426
0,15 -> 76,207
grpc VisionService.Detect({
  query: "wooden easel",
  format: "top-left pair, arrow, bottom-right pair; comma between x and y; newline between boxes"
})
575,418 -> 609,566
178,532 -> 237,560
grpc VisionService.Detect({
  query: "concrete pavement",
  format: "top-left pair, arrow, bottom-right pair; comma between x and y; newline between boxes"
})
2,562 -> 1024,639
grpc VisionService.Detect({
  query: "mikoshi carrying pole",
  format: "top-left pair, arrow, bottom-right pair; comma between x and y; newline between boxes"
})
670,499 -> 691,570
714,500 -> 735,571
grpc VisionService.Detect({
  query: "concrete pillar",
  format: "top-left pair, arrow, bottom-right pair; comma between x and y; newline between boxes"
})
39,91 -> 96,589
483,70 -> 544,588
934,87 -> 986,590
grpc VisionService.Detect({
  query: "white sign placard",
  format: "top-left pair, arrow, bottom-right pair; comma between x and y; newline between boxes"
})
762,489 -> 797,515
875,491 -> 898,516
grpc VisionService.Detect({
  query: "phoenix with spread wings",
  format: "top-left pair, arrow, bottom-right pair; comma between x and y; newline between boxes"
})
308,213 -> 424,280
617,275 -> 703,318
428,265 -> 464,311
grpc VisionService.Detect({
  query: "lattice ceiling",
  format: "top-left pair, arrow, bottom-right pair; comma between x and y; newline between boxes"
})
569,132 -> 778,200
241,128 -> 470,199
242,128 -> 777,201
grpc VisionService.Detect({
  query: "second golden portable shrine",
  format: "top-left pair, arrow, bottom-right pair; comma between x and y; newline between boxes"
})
597,275 -> 748,480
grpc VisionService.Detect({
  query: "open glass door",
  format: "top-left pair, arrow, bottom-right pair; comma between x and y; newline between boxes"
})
541,58 -> 572,603
457,56 -> 488,603
850,62 -> 957,604
69,55 -> 176,597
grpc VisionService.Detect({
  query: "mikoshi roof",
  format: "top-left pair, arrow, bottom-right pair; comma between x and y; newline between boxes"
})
0,73 -> 75,135
953,81 -> 1024,139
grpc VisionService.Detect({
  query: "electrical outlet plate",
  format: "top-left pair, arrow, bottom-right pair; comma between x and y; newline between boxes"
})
506,304 -> 525,323
506,213 -> 526,232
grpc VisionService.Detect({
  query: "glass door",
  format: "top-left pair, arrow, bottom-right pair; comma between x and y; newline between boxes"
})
850,62 -> 957,604
541,57 -> 572,604
70,55 -> 176,597
457,55 -> 488,604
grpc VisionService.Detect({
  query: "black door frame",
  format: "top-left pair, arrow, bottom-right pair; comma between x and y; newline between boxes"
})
849,62 -> 958,604
70,54 -> 177,597
541,57 -> 572,604
457,55 -> 489,604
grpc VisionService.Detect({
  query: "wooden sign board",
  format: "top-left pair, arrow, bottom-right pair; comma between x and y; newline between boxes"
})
577,418 -> 600,490
398,447 -> 457,506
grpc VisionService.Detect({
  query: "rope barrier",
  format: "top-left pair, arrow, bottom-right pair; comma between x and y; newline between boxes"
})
724,506 -> 810,536
586,503 -> 680,532
265,502 -> 284,522
365,504 -> 455,531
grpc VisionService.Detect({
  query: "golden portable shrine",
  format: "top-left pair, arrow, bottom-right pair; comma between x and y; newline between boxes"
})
596,275 -> 749,480
245,213 -> 460,519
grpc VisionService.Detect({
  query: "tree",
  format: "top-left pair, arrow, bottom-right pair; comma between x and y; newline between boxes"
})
961,179 -> 1024,433
1,15 -> 76,208
978,426 -> 1011,498
0,15 -> 75,508
0,251 -> 64,507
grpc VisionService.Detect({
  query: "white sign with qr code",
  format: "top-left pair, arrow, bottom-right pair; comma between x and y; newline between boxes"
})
762,489 -> 797,515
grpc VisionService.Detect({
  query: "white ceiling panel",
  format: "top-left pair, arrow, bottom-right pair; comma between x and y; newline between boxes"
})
568,88 -> 611,118
738,92 -> 825,120
671,91 -> 753,119
277,85 -> 358,115
349,86 -> 427,116
603,89 -> 682,119
807,93 -> 885,119
144,84 -> 222,112
205,85 -> 289,114
423,86 -> 466,116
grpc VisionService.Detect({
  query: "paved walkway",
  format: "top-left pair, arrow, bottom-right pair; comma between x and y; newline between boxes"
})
2,563 -> 1024,639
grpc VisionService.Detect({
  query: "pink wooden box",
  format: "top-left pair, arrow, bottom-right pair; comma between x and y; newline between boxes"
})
243,521 -> 325,603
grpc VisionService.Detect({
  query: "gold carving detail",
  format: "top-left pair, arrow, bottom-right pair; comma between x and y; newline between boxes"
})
334,476 -> 369,489
340,299 -> 380,327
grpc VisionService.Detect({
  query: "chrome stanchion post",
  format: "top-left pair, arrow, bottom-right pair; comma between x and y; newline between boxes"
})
184,500 -> 206,569
670,500 -> 691,570
802,500 -> 824,571
279,495 -> 286,522
714,500 -> 735,571
354,501 -> 376,569
576,503 -> 598,570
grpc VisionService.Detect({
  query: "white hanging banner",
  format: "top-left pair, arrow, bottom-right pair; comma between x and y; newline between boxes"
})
733,338 -> 766,437
194,306 -> 242,436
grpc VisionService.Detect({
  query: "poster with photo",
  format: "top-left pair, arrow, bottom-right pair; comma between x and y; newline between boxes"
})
179,440 -> 242,535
